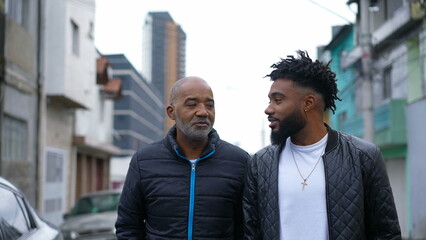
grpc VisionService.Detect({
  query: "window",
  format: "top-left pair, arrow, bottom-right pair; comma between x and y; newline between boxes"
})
99,96 -> 105,122
383,66 -> 392,100
5,0 -> 28,28
1,115 -> 27,161
46,151 -> 64,183
43,148 -> 66,223
44,198 -> 62,214
70,193 -> 120,215
71,20 -> 79,56
355,80 -> 363,114
339,50 -> 347,72
338,111 -> 347,131
0,187 -> 30,238
88,21 -> 94,39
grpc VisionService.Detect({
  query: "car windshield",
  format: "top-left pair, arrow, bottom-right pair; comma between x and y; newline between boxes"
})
70,193 -> 120,215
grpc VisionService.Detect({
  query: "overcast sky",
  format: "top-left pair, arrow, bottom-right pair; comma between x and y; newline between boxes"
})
94,0 -> 357,154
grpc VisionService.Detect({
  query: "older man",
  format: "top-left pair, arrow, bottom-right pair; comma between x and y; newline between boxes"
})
116,76 -> 249,240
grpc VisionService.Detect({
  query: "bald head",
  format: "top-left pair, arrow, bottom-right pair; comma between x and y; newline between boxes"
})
170,76 -> 211,105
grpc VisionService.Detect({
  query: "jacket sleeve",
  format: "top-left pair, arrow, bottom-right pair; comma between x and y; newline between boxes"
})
364,146 -> 401,240
243,154 -> 261,240
115,152 -> 146,240
233,152 -> 250,240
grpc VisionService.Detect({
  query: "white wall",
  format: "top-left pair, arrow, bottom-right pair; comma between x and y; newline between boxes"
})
406,99 -> 426,239
110,156 -> 132,190
65,0 -> 95,106
386,158 -> 407,238
41,0 -> 97,222
44,0 -> 95,107
44,0 -> 67,95
69,0 -> 116,145
74,50 -> 115,144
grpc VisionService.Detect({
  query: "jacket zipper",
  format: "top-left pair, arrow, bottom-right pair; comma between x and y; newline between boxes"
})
188,162 -> 196,240
174,149 -> 216,240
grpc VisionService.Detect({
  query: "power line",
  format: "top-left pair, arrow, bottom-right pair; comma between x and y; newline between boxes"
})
305,0 -> 353,24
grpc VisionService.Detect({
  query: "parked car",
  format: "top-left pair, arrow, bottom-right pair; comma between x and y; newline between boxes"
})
60,190 -> 121,240
0,176 -> 63,240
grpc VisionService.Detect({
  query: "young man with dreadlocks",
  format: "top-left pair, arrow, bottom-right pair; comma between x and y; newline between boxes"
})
243,50 -> 401,240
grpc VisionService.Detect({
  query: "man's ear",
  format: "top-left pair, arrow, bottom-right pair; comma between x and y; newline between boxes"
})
166,105 -> 175,120
303,94 -> 316,111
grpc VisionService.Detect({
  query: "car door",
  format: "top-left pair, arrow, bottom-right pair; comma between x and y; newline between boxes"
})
0,185 -> 33,240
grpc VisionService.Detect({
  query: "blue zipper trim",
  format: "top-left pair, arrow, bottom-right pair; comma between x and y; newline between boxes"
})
173,148 -> 216,240
174,148 -> 188,160
188,162 -> 196,240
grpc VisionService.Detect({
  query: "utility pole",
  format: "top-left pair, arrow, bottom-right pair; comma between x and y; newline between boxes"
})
360,0 -> 374,142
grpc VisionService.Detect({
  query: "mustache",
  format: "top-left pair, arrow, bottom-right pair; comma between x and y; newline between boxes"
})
267,115 -> 279,121
190,117 -> 211,125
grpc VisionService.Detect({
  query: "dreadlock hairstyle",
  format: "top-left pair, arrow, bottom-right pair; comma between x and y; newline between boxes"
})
266,50 -> 341,114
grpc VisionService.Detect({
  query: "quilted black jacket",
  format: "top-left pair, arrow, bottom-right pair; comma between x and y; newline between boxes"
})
116,126 -> 249,240
243,126 -> 401,240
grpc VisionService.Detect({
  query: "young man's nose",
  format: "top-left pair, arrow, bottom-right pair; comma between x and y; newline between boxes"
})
264,104 -> 274,115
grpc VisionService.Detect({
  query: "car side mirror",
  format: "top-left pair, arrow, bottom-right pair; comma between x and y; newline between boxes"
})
63,212 -> 71,220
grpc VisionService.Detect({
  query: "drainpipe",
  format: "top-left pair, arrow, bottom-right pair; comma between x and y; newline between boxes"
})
421,20 -> 426,97
0,0 -> 6,173
36,0 -> 43,209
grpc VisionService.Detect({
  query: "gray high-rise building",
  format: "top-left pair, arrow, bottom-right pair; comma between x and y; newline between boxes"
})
142,11 -> 186,132
107,54 -> 164,155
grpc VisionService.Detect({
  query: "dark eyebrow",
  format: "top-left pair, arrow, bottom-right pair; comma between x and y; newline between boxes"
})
269,92 -> 285,98
184,97 -> 214,103
184,97 -> 198,102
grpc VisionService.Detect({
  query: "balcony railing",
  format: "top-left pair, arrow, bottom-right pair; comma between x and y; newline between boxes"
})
374,99 -> 407,147
342,99 -> 406,147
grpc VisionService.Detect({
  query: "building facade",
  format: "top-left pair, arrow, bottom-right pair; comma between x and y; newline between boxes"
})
1,0 -> 40,207
319,24 -> 358,137
403,2 -> 426,238
332,0 -> 426,238
108,54 -> 164,155
107,54 -> 164,188
40,0 -> 121,224
72,52 -> 122,201
41,0 -> 93,224
141,11 -> 186,132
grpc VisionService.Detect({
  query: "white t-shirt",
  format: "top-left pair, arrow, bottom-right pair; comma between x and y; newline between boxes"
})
278,134 -> 329,240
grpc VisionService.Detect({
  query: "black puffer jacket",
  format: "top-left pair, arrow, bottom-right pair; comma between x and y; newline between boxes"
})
116,126 -> 249,240
243,126 -> 401,240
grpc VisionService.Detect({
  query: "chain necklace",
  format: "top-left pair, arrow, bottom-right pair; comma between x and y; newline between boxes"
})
289,142 -> 325,190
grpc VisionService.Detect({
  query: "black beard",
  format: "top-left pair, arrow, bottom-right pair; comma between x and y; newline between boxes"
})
270,110 -> 306,145
270,126 -> 290,145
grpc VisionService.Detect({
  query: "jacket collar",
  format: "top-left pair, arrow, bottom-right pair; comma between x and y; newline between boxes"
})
324,123 -> 338,154
275,123 -> 338,155
164,125 -> 219,160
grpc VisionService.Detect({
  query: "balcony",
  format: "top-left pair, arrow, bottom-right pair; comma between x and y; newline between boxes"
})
342,99 -> 406,148
341,1 -> 424,69
372,2 -> 424,50
374,99 -> 407,148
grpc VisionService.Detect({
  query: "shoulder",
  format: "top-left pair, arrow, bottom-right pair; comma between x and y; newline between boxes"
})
253,144 -> 279,160
338,131 -> 373,147
338,132 -> 380,159
249,144 -> 279,166
131,139 -> 170,161
216,139 -> 250,161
